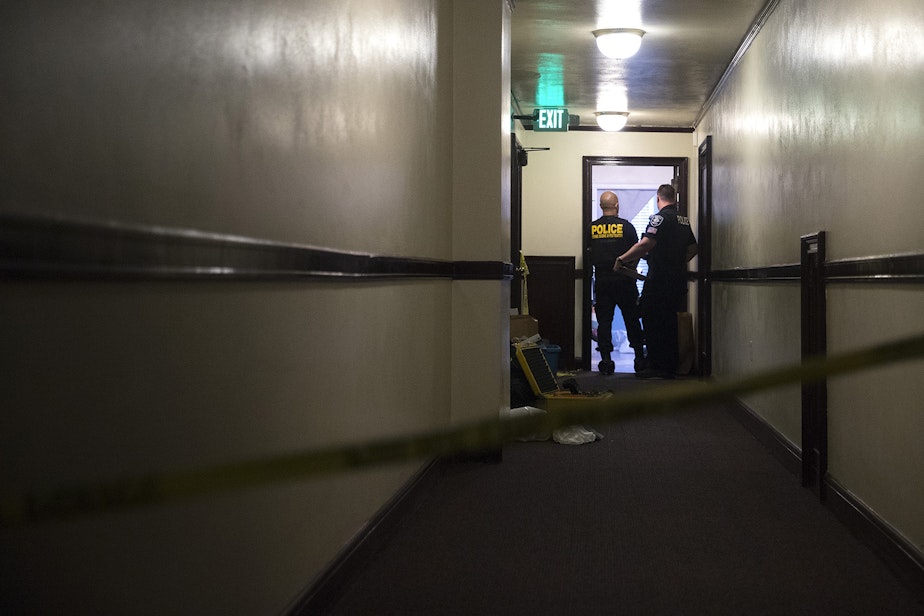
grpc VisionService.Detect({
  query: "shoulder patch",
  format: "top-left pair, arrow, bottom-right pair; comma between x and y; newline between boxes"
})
649,214 -> 664,227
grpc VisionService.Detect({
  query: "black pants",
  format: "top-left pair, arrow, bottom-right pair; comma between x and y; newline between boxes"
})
639,291 -> 686,373
594,276 -> 643,354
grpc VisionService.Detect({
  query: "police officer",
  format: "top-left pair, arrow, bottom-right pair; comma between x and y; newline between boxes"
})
615,184 -> 697,379
589,191 -> 645,375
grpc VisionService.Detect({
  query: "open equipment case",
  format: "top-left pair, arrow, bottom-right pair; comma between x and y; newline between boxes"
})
514,343 -> 613,413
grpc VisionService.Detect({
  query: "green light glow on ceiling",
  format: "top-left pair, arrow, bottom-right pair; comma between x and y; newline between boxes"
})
536,53 -> 565,107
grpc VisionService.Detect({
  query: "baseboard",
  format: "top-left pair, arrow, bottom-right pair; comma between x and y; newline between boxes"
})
825,476 -> 924,603
724,397 -> 801,477
725,397 -> 924,605
285,457 -> 449,615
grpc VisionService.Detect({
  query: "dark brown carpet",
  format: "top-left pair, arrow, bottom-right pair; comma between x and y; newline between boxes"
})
323,373 -> 924,615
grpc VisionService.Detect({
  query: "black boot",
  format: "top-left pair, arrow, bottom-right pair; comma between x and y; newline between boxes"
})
633,348 -> 647,373
598,352 -> 615,375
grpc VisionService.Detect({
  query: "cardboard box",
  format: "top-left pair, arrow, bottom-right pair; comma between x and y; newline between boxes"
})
510,315 -> 539,340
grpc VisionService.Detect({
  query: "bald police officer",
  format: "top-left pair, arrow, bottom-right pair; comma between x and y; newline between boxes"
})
589,191 -> 645,375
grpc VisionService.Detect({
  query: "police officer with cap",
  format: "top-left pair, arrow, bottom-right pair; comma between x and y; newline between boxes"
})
615,184 -> 697,379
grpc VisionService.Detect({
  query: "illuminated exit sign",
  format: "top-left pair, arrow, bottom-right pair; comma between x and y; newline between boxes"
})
533,107 -> 569,132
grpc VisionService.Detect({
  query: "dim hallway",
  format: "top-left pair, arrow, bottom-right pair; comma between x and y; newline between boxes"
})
4,0 -> 924,613
315,374 -> 924,615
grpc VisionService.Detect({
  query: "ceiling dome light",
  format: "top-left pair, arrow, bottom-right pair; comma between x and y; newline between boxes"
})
592,28 -> 646,59
595,111 -> 629,131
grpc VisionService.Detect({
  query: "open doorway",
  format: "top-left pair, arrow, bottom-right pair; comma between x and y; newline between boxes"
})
581,156 -> 690,372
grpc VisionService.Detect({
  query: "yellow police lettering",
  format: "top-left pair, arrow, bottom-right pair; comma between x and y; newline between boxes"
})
591,223 -> 623,239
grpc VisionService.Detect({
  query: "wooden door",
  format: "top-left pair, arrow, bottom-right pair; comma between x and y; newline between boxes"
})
524,255 -> 575,370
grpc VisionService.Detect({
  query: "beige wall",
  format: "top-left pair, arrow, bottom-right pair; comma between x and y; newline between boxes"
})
518,129 -> 697,356
519,130 -> 697,262
451,0 -> 513,425
0,1 -> 510,613
697,0 -> 924,555
1,1 -> 454,259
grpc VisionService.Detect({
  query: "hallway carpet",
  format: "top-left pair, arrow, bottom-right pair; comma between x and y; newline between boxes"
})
324,374 -> 924,615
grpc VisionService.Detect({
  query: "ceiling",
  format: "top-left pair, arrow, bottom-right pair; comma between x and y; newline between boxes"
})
511,0 -> 771,131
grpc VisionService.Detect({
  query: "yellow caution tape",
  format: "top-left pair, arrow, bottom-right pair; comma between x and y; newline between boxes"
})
2,333 -> 923,528
519,250 -> 530,315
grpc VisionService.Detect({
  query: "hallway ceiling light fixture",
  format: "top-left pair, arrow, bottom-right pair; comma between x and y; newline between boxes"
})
592,28 -> 646,59
595,111 -> 629,131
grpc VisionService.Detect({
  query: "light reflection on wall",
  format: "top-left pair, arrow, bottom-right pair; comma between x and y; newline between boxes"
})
801,20 -> 924,69
222,11 -> 437,71
220,6 -> 440,150
707,0 -> 924,266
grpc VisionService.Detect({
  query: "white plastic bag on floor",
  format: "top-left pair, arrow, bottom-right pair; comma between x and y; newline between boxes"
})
552,425 -> 603,445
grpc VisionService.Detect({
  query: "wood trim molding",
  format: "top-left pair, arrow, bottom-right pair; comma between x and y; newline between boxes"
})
825,476 -> 924,603
710,264 -> 801,282
567,125 -> 695,134
286,458 -> 448,614
0,214 -> 512,282
454,261 -> 515,280
826,253 -> 924,283
800,232 -> 828,497
725,396 -> 801,477
710,253 -> 924,285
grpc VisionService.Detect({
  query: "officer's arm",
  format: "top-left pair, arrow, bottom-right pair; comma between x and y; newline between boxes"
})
686,243 -> 698,262
615,237 -> 655,271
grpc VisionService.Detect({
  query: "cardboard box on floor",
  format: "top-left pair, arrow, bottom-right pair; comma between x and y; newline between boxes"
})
510,315 -> 539,340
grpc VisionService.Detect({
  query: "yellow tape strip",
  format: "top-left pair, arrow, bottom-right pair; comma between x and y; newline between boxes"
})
2,333 -> 923,528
